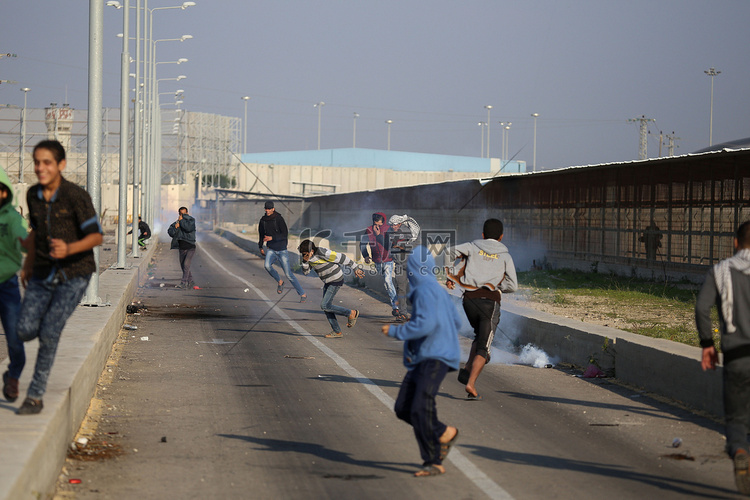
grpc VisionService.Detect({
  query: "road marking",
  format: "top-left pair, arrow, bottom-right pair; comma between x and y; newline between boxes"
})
202,244 -> 514,500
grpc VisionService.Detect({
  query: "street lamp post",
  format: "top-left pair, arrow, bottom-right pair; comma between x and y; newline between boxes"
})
352,112 -> 359,148
484,105 -> 492,158
385,120 -> 393,150
314,101 -> 325,150
19,87 -> 30,183
531,113 -> 539,172
241,95 -> 250,154
704,67 -> 721,147
477,122 -> 485,158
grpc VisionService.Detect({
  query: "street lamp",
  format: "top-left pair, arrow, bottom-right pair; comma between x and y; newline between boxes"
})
477,122 -> 485,158
531,113 -> 539,172
504,124 -> 512,164
499,121 -> 512,161
241,96 -> 251,154
704,67 -> 721,147
385,119 -> 393,151
314,101 -> 325,150
19,87 -> 30,183
352,112 -> 359,148
484,105 -> 492,158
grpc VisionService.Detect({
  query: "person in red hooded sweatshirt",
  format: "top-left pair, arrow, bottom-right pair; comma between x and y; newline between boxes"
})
360,212 -> 401,320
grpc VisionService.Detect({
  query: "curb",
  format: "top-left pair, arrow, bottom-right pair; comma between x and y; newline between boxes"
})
0,245 -> 156,500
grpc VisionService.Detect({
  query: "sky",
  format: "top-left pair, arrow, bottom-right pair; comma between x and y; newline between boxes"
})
1,0 -> 749,170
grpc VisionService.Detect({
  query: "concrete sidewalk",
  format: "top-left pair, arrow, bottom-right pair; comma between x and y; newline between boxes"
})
0,245 -> 155,500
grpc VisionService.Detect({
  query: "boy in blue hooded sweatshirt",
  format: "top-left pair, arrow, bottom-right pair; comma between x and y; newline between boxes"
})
381,246 -> 461,477
0,164 -> 28,403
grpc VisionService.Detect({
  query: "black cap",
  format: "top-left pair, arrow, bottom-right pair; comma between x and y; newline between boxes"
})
264,201 -> 274,209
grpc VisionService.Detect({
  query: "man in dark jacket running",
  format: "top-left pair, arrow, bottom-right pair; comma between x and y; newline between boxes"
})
258,201 -> 306,302
168,207 -> 196,289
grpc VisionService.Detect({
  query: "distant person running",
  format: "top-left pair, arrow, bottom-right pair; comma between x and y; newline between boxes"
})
446,218 -> 517,400
16,139 -> 103,415
298,239 -> 364,338
168,207 -> 196,289
128,216 -> 151,249
696,221 -> 750,495
0,164 -> 28,403
360,212 -> 399,318
388,214 -> 420,321
382,246 -> 461,477
258,201 -> 306,302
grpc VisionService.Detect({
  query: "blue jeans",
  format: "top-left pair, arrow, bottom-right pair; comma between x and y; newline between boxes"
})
0,276 -> 25,380
264,248 -> 305,296
179,247 -> 195,284
320,283 -> 351,334
375,261 -> 398,309
17,275 -> 90,399
395,359 -> 449,465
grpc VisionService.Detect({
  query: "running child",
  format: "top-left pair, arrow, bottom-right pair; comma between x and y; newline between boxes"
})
382,245 -> 461,477
298,239 -> 364,338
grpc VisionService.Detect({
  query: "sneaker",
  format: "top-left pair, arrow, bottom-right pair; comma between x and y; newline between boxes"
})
17,397 -> 44,415
188,281 -> 196,289
2,371 -> 19,402
325,331 -> 343,338
175,282 -> 186,289
735,449 -> 750,495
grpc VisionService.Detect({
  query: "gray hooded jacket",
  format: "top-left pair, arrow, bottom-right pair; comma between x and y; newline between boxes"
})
446,238 -> 517,293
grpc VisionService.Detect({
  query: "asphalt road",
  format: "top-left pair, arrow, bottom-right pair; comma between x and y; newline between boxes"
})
53,232 -> 742,499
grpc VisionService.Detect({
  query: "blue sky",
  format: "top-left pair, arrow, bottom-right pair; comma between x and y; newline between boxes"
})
2,0 -> 749,169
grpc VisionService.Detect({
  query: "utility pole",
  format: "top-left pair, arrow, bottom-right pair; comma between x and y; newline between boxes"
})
666,131 -> 680,157
628,115 -> 655,160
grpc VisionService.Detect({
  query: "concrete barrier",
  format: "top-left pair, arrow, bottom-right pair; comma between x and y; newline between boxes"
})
0,245 -> 156,500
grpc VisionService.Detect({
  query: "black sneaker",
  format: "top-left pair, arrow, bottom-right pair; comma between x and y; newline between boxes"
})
17,397 -> 43,415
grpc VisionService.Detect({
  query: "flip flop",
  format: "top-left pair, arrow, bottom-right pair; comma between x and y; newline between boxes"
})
457,368 -> 470,385
414,465 -> 445,477
277,282 -> 283,294
466,394 -> 483,401
439,429 -> 459,461
347,309 -> 360,328
300,295 -> 307,303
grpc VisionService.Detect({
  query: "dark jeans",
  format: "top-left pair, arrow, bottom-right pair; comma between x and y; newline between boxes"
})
320,283 -> 351,333
393,257 -> 410,313
724,357 -> 750,457
0,275 -> 25,380
395,359 -> 449,465
179,247 -> 195,284
17,275 -> 90,399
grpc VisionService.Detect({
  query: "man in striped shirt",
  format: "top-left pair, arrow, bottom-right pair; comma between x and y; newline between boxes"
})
298,239 -> 364,338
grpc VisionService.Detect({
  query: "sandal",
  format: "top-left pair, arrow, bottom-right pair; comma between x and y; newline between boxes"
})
300,295 -> 307,303
347,310 -> 360,328
439,429 -> 459,461
277,281 -> 283,294
414,464 -> 445,477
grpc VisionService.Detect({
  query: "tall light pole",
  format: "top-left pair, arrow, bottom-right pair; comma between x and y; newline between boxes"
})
477,122 -> 485,158
19,87 -> 30,183
704,67 -> 721,147
484,105 -> 492,158
352,112 -> 359,148
531,113 -> 539,172
107,0 -> 131,268
241,95 -> 251,154
504,124 -> 511,164
314,101 -> 325,150
385,119 -> 393,150
499,121 -> 511,161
